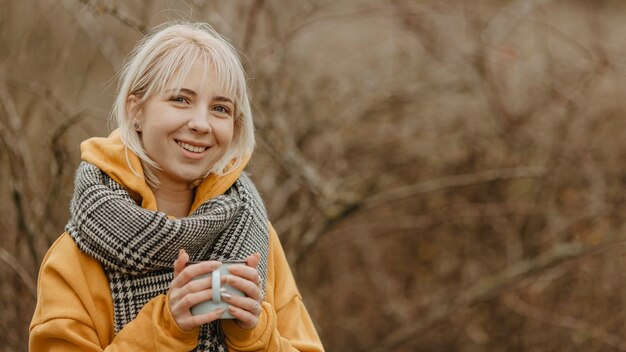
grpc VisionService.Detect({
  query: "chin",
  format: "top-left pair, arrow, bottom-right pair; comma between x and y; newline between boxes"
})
168,170 -> 207,184
180,173 -> 207,183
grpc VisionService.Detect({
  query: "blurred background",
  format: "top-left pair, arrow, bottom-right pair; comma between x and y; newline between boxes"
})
2,0 -> 626,351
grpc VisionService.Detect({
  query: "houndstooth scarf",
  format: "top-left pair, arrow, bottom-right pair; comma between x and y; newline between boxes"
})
66,161 -> 269,351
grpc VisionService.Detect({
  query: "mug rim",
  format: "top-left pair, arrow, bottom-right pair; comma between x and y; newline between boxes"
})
185,259 -> 247,266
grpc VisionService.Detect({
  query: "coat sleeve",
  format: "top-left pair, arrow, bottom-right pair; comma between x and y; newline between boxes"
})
221,224 -> 325,352
29,234 -> 199,351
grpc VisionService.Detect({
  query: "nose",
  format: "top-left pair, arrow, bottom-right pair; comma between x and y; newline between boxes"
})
187,107 -> 212,134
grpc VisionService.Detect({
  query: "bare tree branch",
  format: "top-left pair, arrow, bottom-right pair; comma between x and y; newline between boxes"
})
242,0 -> 265,52
74,0 -> 147,34
0,247 -> 36,298
502,293 -> 626,351
372,241 -> 613,351
363,166 -> 546,210
63,0 -> 133,69
0,81 -> 41,265
292,166 -> 546,265
7,78 -> 88,246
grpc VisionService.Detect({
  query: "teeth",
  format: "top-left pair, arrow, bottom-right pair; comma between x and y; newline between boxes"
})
177,141 -> 207,153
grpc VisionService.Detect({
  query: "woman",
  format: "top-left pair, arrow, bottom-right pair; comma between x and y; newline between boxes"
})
29,22 -> 324,351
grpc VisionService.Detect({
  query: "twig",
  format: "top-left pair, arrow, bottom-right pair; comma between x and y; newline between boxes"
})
46,113 -> 85,220
63,0 -> 130,69
502,293 -> 626,351
293,166 -> 546,266
0,247 -> 36,298
315,202 -> 541,250
6,77 -> 89,247
371,241 -> 612,351
254,5 -> 435,59
0,81 -> 41,265
243,0 -> 265,52
74,0 -> 147,34
363,166 -> 546,211
256,132 -> 326,199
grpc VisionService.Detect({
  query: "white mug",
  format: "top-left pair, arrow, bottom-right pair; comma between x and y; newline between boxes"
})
189,260 -> 247,319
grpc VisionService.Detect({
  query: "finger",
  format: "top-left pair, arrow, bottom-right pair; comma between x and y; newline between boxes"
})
170,288 -> 218,313
225,274 -> 262,301
227,264 -> 261,286
177,307 -> 226,332
221,293 -> 262,316
227,305 -> 258,330
173,249 -> 190,278
169,279 -> 205,304
171,260 -> 221,289
174,275 -> 216,298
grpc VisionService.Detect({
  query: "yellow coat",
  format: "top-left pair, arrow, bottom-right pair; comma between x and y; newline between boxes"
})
29,131 -> 324,351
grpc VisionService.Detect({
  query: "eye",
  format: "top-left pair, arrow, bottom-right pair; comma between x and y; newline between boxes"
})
170,96 -> 190,104
212,105 -> 232,116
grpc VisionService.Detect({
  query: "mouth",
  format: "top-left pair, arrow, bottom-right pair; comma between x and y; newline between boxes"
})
176,140 -> 208,153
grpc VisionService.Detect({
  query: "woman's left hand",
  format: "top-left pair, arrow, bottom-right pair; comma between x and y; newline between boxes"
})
222,253 -> 264,330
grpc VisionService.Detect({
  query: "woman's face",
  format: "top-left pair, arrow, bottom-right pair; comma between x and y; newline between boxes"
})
131,60 -> 235,189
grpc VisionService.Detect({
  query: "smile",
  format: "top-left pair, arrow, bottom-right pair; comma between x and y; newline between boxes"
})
176,141 -> 207,153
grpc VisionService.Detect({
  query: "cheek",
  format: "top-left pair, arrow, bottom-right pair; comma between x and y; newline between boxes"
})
139,123 -> 174,157
139,125 -> 161,147
217,120 -> 235,146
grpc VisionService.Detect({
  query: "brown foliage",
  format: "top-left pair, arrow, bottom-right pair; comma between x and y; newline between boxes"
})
2,0 -> 626,351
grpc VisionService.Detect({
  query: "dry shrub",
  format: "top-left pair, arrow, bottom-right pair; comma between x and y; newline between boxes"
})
2,0 -> 626,351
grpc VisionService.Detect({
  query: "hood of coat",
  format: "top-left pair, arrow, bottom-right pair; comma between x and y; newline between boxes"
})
80,129 -> 248,214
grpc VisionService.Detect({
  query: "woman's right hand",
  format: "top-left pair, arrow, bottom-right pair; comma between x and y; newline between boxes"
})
168,249 -> 225,331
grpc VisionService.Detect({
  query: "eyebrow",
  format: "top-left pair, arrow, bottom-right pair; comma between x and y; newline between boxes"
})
214,96 -> 235,105
165,88 -> 197,96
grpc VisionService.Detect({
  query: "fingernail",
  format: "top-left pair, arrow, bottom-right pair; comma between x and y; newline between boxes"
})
220,287 -> 226,293
222,293 -> 232,301
216,308 -> 226,316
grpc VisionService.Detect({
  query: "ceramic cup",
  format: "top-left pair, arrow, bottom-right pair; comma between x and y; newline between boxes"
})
189,260 -> 247,319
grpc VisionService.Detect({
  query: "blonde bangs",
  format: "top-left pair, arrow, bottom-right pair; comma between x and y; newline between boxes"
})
141,41 -> 244,111
141,41 -> 201,101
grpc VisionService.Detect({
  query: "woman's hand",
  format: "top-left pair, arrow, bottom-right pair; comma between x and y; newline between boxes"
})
221,253 -> 264,330
169,249 -> 224,331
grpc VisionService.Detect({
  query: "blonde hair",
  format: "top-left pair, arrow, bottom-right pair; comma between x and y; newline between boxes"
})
111,22 -> 254,186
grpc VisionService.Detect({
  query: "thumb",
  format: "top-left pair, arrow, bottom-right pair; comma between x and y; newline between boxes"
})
173,249 -> 189,278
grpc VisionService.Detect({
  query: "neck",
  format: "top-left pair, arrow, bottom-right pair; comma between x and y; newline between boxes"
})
150,183 -> 195,218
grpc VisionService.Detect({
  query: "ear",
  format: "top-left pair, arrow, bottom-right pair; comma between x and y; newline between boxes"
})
126,95 -> 143,131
